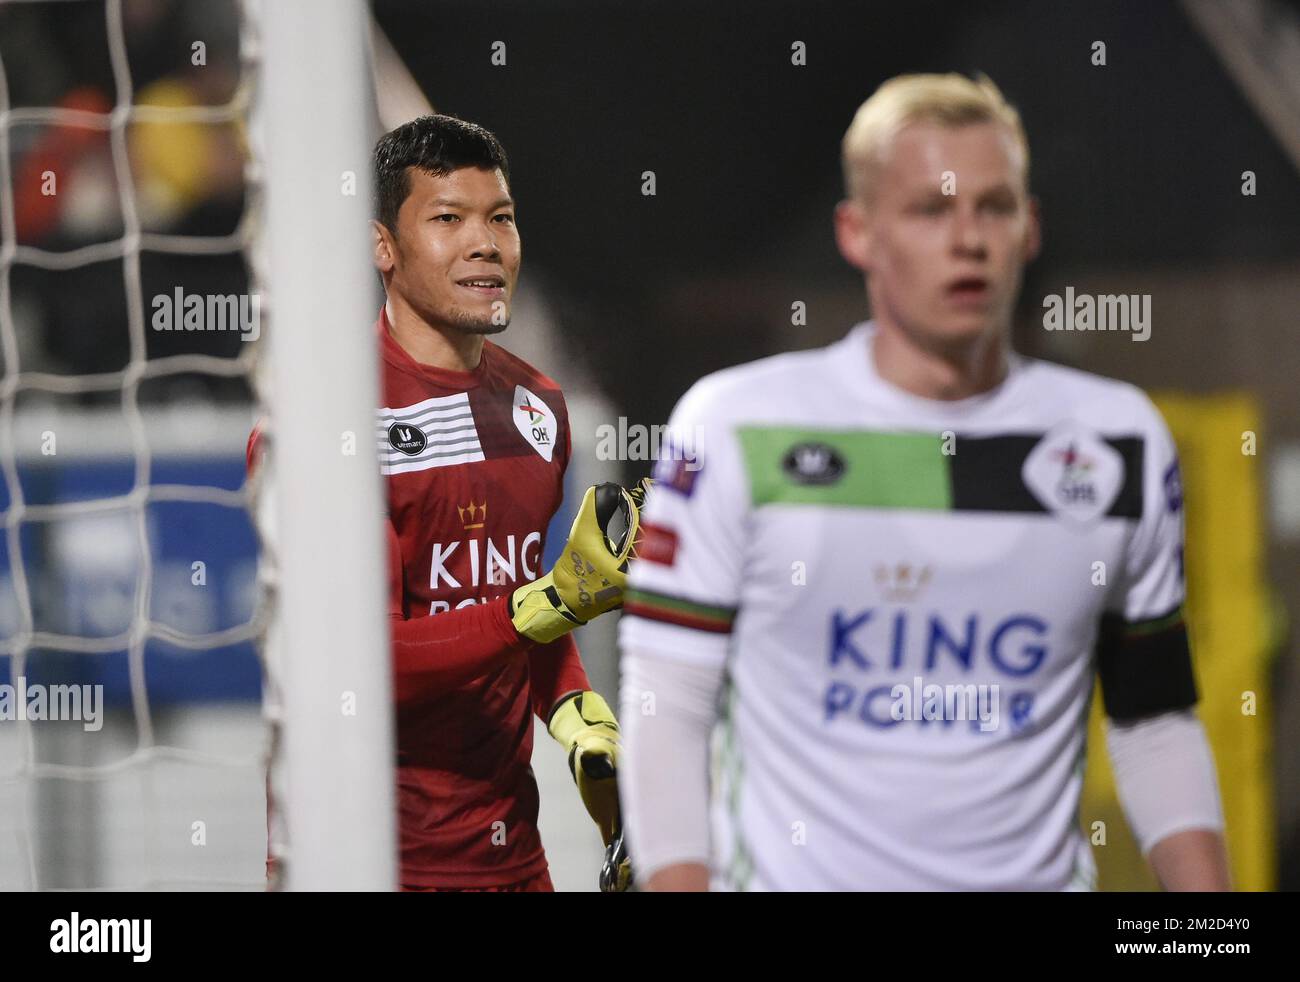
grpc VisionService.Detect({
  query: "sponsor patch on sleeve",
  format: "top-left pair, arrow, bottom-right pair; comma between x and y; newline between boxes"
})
636,521 -> 680,566
653,442 -> 701,497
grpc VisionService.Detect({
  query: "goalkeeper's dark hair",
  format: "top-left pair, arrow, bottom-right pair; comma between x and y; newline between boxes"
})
373,114 -> 511,233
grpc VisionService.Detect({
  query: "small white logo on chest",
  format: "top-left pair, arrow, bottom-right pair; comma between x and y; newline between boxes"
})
512,385 -> 557,462
1022,422 -> 1124,524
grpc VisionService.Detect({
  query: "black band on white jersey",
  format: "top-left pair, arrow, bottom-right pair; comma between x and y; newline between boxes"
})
1096,605 -> 1198,721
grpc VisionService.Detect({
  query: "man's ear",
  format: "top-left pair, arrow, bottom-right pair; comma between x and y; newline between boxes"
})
1023,195 -> 1042,264
834,198 -> 873,273
373,219 -> 397,274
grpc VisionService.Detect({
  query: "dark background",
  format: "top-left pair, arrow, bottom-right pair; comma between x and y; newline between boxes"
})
375,0 -> 1300,426
0,0 -> 1295,891
373,0 -> 1300,890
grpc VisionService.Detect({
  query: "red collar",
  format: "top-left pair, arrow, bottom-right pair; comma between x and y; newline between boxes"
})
376,305 -> 490,390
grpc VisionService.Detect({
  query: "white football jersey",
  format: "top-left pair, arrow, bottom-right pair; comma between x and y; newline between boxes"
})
619,321 -> 1193,891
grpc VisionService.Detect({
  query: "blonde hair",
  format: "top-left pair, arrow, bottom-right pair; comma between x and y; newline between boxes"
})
841,73 -> 1029,202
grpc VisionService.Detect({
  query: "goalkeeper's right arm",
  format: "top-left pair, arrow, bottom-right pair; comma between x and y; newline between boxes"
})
388,586 -> 530,705
508,482 -> 644,643
250,424 -> 643,703
389,482 -> 643,704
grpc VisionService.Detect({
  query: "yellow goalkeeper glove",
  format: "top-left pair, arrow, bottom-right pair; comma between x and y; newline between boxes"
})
509,481 -> 645,644
548,689 -> 632,890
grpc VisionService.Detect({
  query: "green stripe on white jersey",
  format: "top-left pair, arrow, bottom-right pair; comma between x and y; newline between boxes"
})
621,321 -> 1190,891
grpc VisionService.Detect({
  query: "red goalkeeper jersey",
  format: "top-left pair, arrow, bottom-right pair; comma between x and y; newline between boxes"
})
248,307 -> 590,888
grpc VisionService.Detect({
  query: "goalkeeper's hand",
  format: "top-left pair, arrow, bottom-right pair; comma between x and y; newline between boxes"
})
548,690 -> 633,891
509,481 -> 646,644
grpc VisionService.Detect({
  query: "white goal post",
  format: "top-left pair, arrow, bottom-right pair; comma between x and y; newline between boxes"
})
254,0 -> 396,890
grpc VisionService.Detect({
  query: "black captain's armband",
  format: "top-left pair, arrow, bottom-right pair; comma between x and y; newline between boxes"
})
1095,605 -> 1197,721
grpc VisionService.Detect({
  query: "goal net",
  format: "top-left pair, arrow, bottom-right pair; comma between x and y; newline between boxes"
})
0,0 -> 394,890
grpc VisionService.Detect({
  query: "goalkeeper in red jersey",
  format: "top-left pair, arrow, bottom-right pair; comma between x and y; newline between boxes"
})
248,114 -> 639,891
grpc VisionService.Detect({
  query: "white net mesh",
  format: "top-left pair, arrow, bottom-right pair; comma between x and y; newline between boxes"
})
0,0 -> 270,890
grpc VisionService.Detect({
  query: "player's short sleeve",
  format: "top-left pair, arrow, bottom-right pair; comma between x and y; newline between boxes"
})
1096,393 -> 1196,721
620,378 -> 749,669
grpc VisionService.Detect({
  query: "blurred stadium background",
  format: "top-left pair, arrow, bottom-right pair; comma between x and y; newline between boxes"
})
0,0 -> 1296,890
